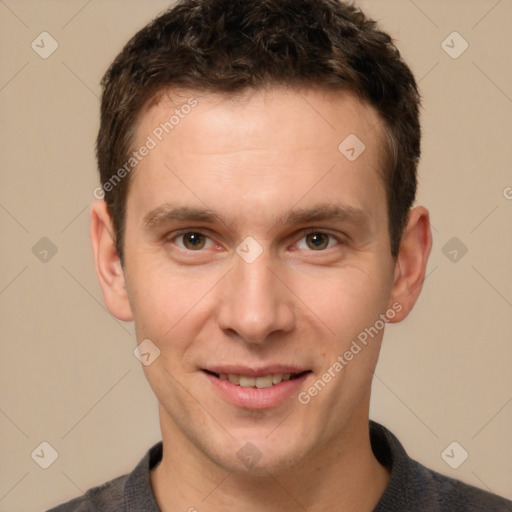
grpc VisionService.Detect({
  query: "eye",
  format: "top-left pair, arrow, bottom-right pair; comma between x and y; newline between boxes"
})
296,232 -> 338,251
175,232 -> 211,250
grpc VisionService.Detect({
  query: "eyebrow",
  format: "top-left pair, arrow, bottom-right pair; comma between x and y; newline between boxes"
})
142,203 -> 370,231
143,205 -> 222,229
279,204 -> 369,228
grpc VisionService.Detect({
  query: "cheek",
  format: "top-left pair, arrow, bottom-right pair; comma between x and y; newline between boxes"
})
297,266 -> 392,413
296,264 -> 392,343
126,262 -> 219,354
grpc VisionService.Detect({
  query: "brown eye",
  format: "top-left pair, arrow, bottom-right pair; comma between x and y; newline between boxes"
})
305,233 -> 330,250
181,232 -> 206,250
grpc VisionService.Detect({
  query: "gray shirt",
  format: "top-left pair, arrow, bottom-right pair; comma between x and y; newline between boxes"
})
46,421 -> 512,511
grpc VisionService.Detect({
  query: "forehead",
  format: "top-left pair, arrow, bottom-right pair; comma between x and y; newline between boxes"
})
128,86 -> 388,229
138,86 -> 385,157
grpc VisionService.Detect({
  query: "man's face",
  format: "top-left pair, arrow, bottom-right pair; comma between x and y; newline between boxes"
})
121,87 -> 398,472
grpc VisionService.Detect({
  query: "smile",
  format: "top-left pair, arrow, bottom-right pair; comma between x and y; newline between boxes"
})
202,368 -> 312,409
206,371 -> 307,388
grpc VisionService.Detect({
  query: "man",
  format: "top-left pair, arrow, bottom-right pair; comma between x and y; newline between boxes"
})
49,0 -> 512,510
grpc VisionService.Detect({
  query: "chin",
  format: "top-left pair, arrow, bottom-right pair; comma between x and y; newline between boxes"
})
201,425 -> 315,476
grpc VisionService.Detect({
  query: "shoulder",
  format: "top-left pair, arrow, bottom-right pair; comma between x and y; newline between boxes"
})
410,458 -> 512,511
370,421 -> 512,511
45,474 -> 128,512
45,442 -> 162,512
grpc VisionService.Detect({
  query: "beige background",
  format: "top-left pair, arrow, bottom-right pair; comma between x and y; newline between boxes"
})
0,0 -> 511,510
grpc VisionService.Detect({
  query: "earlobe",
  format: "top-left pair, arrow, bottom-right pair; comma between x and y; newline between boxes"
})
90,200 -> 134,322
387,206 -> 432,323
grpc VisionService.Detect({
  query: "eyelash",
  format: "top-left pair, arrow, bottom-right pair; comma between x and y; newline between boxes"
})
295,229 -> 341,251
167,228 -> 344,252
172,229 -> 215,250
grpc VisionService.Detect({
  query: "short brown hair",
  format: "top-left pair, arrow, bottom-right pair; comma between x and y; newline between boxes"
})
97,0 -> 421,264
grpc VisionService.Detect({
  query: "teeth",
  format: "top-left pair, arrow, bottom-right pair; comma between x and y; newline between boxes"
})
228,374 -> 240,385
217,372 -> 299,387
272,374 -> 283,384
255,375 -> 273,389
239,376 -> 256,387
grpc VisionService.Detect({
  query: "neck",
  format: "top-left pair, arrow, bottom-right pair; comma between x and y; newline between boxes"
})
151,409 -> 390,512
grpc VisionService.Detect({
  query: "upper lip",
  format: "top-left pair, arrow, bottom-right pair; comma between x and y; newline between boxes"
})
203,365 -> 310,377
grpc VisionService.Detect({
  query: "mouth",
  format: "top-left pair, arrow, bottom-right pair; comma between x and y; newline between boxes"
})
203,370 -> 310,389
201,366 -> 312,409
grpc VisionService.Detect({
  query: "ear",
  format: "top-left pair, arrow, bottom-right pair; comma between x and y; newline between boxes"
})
90,200 -> 133,322
387,206 -> 432,323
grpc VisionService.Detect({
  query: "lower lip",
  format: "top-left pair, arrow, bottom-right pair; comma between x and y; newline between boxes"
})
203,371 -> 310,409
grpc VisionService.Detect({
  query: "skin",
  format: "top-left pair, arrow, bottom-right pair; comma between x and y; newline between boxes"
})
91,86 -> 432,511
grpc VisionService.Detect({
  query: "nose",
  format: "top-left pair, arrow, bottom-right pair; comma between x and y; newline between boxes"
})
216,251 -> 296,345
